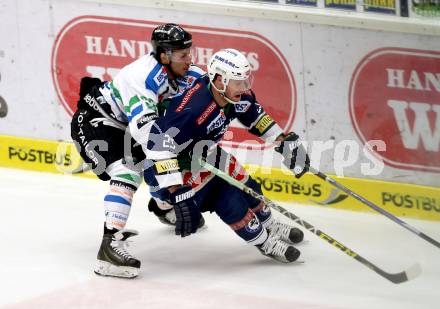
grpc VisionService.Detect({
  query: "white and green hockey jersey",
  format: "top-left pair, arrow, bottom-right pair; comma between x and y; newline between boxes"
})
99,53 -> 204,147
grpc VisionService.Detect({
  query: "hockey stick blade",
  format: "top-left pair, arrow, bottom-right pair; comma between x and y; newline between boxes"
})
200,160 -> 421,284
310,167 -> 440,250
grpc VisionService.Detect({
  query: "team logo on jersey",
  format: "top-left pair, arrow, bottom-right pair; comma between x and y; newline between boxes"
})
154,67 -> 167,87
234,102 -> 251,113
186,76 -> 195,85
206,110 -> 227,134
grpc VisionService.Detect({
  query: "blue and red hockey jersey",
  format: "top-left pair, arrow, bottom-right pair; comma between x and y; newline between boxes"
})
144,74 -> 283,191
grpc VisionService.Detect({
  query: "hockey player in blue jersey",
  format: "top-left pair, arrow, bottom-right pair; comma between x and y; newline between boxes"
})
71,23 -> 206,278
143,49 -> 311,263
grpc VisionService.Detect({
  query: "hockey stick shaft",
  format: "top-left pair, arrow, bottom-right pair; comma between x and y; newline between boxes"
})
200,160 -> 421,284
309,167 -> 440,249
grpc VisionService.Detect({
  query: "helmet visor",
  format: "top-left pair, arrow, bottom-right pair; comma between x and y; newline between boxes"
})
228,74 -> 253,93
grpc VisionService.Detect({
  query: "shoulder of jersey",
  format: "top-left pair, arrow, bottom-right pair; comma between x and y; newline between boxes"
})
233,91 -> 255,113
180,65 -> 206,87
188,64 -> 206,77
174,78 -> 210,114
145,56 -> 168,94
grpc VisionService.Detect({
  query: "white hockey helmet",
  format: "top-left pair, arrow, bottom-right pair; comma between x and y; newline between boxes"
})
207,49 -> 253,103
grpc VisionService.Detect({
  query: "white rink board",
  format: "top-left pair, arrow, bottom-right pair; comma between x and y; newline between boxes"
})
0,0 -> 439,187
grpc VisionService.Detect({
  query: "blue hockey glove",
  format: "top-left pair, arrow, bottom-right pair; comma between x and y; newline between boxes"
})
168,185 -> 200,237
275,132 -> 310,178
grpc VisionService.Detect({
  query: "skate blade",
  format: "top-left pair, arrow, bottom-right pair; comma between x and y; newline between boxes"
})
276,258 -> 304,264
294,239 -> 309,246
94,260 -> 139,279
265,254 -> 304,264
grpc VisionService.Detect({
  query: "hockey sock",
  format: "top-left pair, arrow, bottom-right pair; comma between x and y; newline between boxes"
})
229,209 -> 268,246
251,201 -> 273,227
104,179 -> 139,230
104,161 -> 142,230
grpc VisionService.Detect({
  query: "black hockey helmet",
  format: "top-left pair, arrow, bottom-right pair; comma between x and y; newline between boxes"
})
151,23 -> 192,59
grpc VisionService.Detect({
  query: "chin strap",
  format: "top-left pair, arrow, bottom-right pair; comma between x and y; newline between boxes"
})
209,80 -> 238,104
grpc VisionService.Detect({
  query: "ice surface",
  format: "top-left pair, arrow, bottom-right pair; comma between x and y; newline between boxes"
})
0,167 -> 438,309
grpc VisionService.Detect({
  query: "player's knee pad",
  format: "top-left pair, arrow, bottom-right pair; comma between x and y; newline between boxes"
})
243,176 -> 264,207
243,177 -> 272,225
215,196 -> 249,225
212,178 -> 256,224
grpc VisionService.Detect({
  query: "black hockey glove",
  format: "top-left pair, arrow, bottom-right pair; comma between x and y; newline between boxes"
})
148,197 -> 170,217
275,132 -> 310,178
168,185 -> 200,237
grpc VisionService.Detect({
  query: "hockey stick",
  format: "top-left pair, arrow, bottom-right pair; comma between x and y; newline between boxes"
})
200,160 -> 421,284
309,167 -> 440,249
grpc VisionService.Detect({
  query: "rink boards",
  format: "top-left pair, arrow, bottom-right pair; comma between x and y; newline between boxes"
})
1,1 -> 439,189
1,134 -> 438,222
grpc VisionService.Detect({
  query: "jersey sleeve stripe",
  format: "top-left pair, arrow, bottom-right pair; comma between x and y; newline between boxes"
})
127,104 -> 144,121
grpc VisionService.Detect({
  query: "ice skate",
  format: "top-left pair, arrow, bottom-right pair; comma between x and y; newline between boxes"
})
257,234 -> 300,263
94,228 -> 140,278
267,219 -> 304,244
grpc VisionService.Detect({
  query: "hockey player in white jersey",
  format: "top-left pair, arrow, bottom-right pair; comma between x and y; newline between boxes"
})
71,23 -> 205,278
